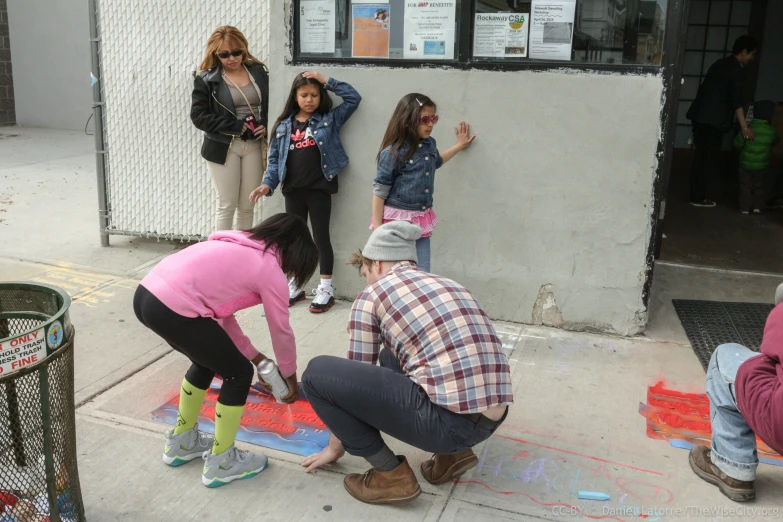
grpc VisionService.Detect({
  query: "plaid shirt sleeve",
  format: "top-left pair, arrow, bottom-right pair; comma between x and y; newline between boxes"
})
348,289 -> 381,364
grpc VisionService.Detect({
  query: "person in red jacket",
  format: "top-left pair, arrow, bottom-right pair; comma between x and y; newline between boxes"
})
689,284 -> 783,502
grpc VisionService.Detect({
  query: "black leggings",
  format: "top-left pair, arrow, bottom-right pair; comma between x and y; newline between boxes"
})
133,285 -> 253,406
285,190 -> 333,275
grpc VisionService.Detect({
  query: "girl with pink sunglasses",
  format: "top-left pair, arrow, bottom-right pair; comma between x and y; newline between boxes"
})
371,94 -> 476,273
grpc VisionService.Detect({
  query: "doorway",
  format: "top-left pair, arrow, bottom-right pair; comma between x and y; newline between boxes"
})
645,0 -> 783,344
657,0 -> 783,273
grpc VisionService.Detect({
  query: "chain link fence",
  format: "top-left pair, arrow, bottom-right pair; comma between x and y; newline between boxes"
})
94,0 -> 271,242
0,284 -> 82,521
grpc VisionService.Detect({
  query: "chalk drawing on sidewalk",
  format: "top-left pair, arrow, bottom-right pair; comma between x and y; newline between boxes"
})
639,381 -> 783,467
460,428 -> 673,521
152,380 -> 330,457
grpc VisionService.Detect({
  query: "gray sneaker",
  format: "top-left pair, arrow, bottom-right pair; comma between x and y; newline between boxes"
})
163,424 -> 214,467
201,445 -> 268,488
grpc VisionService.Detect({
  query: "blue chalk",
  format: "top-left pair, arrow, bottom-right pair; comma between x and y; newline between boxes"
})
578,491 -> 610,501
90,73 -> 98,86
669,439 -> 694,450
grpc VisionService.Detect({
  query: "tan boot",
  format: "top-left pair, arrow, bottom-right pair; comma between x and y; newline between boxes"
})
421,449 -> 479,485
344,456 -> 421,505
689,445 -> 755,502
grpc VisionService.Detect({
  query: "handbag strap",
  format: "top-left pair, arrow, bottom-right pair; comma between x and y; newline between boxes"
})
223,70 -> 259,119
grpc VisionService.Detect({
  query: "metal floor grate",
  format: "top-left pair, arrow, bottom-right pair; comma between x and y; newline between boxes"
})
672,300 -> 773,371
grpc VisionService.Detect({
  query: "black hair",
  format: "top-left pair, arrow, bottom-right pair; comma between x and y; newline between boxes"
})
271,74 -> 333,132
245,213 -> 318,289
732,35 -> 758,56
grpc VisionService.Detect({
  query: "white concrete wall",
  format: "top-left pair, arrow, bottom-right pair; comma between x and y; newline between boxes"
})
756,0 -> 783,102
7,0 -> 92,130
265,3 -> 664,335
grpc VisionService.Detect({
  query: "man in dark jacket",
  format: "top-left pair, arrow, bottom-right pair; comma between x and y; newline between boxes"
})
689,283 -> 783,502
686,36 -> 758,207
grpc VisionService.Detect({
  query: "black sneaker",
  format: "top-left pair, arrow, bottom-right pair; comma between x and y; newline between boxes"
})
309,287 -> 335,313
690,200 -> 716,208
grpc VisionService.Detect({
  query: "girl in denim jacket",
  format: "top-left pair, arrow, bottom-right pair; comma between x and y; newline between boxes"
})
251,72 -> 361,313
371,93 -> 475,273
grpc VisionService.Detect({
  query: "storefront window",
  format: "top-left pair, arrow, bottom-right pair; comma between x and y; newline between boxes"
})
294,0 -> 667,68
475,0 -> 666,65
297,0 -> 462,61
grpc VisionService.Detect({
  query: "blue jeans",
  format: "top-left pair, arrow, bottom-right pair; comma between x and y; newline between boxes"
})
416,237 -> 431,273
706,343 -> 760,481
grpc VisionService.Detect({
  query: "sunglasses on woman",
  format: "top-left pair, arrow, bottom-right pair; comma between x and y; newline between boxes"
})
217,49 -> 243,59
420,114 -> 439,125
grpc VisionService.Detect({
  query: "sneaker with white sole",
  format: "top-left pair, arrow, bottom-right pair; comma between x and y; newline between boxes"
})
202,445 -> 268,488
288,278 -> 305,307
309,286 -> 335,313
163,423 -> 214,467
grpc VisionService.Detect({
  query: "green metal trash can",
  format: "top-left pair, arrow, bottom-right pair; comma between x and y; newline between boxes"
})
0,283 -> 85,521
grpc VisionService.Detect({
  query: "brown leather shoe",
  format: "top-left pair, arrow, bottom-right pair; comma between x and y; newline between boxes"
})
421,449 -> 479,485
344,456 -> 421,505
689,445 -> 755,502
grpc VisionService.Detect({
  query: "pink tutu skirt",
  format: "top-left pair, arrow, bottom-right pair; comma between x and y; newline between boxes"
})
369,207 -> 438,238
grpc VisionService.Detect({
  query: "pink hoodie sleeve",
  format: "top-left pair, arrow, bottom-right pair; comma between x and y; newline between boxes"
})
216,315 -> 261,361
259,266 -> 298,378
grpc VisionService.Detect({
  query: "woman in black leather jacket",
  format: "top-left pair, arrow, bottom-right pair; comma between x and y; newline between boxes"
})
191,26 -> 269,231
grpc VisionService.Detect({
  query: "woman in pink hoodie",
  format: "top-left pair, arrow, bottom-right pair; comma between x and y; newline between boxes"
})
133,213 -> 317,487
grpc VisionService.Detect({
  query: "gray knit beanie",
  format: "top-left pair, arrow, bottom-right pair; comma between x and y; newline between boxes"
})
362,221 -> 421,263
776,283 -> 783,306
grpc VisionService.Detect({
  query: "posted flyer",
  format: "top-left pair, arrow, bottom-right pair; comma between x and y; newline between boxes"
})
474,12 -> 529,58
352,2 -> 390,58
529,0 -> 576,61
403,1 -> 456,60
299,0 -> 336,54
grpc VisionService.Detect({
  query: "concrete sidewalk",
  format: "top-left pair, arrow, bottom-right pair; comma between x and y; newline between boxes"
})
2,127 -> 783,521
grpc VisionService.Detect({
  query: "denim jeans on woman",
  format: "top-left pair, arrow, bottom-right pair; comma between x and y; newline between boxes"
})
706,343 -> 761,481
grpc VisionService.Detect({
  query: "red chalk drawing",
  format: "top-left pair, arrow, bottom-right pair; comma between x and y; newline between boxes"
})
615,477 -> 673,504
454,480 -> 649,521
584,462 -> 612,480
468,434 -> 670,521
152,382 -> 329,456
494,433 -> 663,476
639,381 -> 782,464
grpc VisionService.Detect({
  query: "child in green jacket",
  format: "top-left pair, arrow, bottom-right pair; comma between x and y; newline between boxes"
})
734,100 -> 780,214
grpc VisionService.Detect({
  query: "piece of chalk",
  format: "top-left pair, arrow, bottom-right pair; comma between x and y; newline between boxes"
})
578,491 -> 610,501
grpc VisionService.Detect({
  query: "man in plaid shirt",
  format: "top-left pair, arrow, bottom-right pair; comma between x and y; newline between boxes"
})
301,222 -> 513,506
